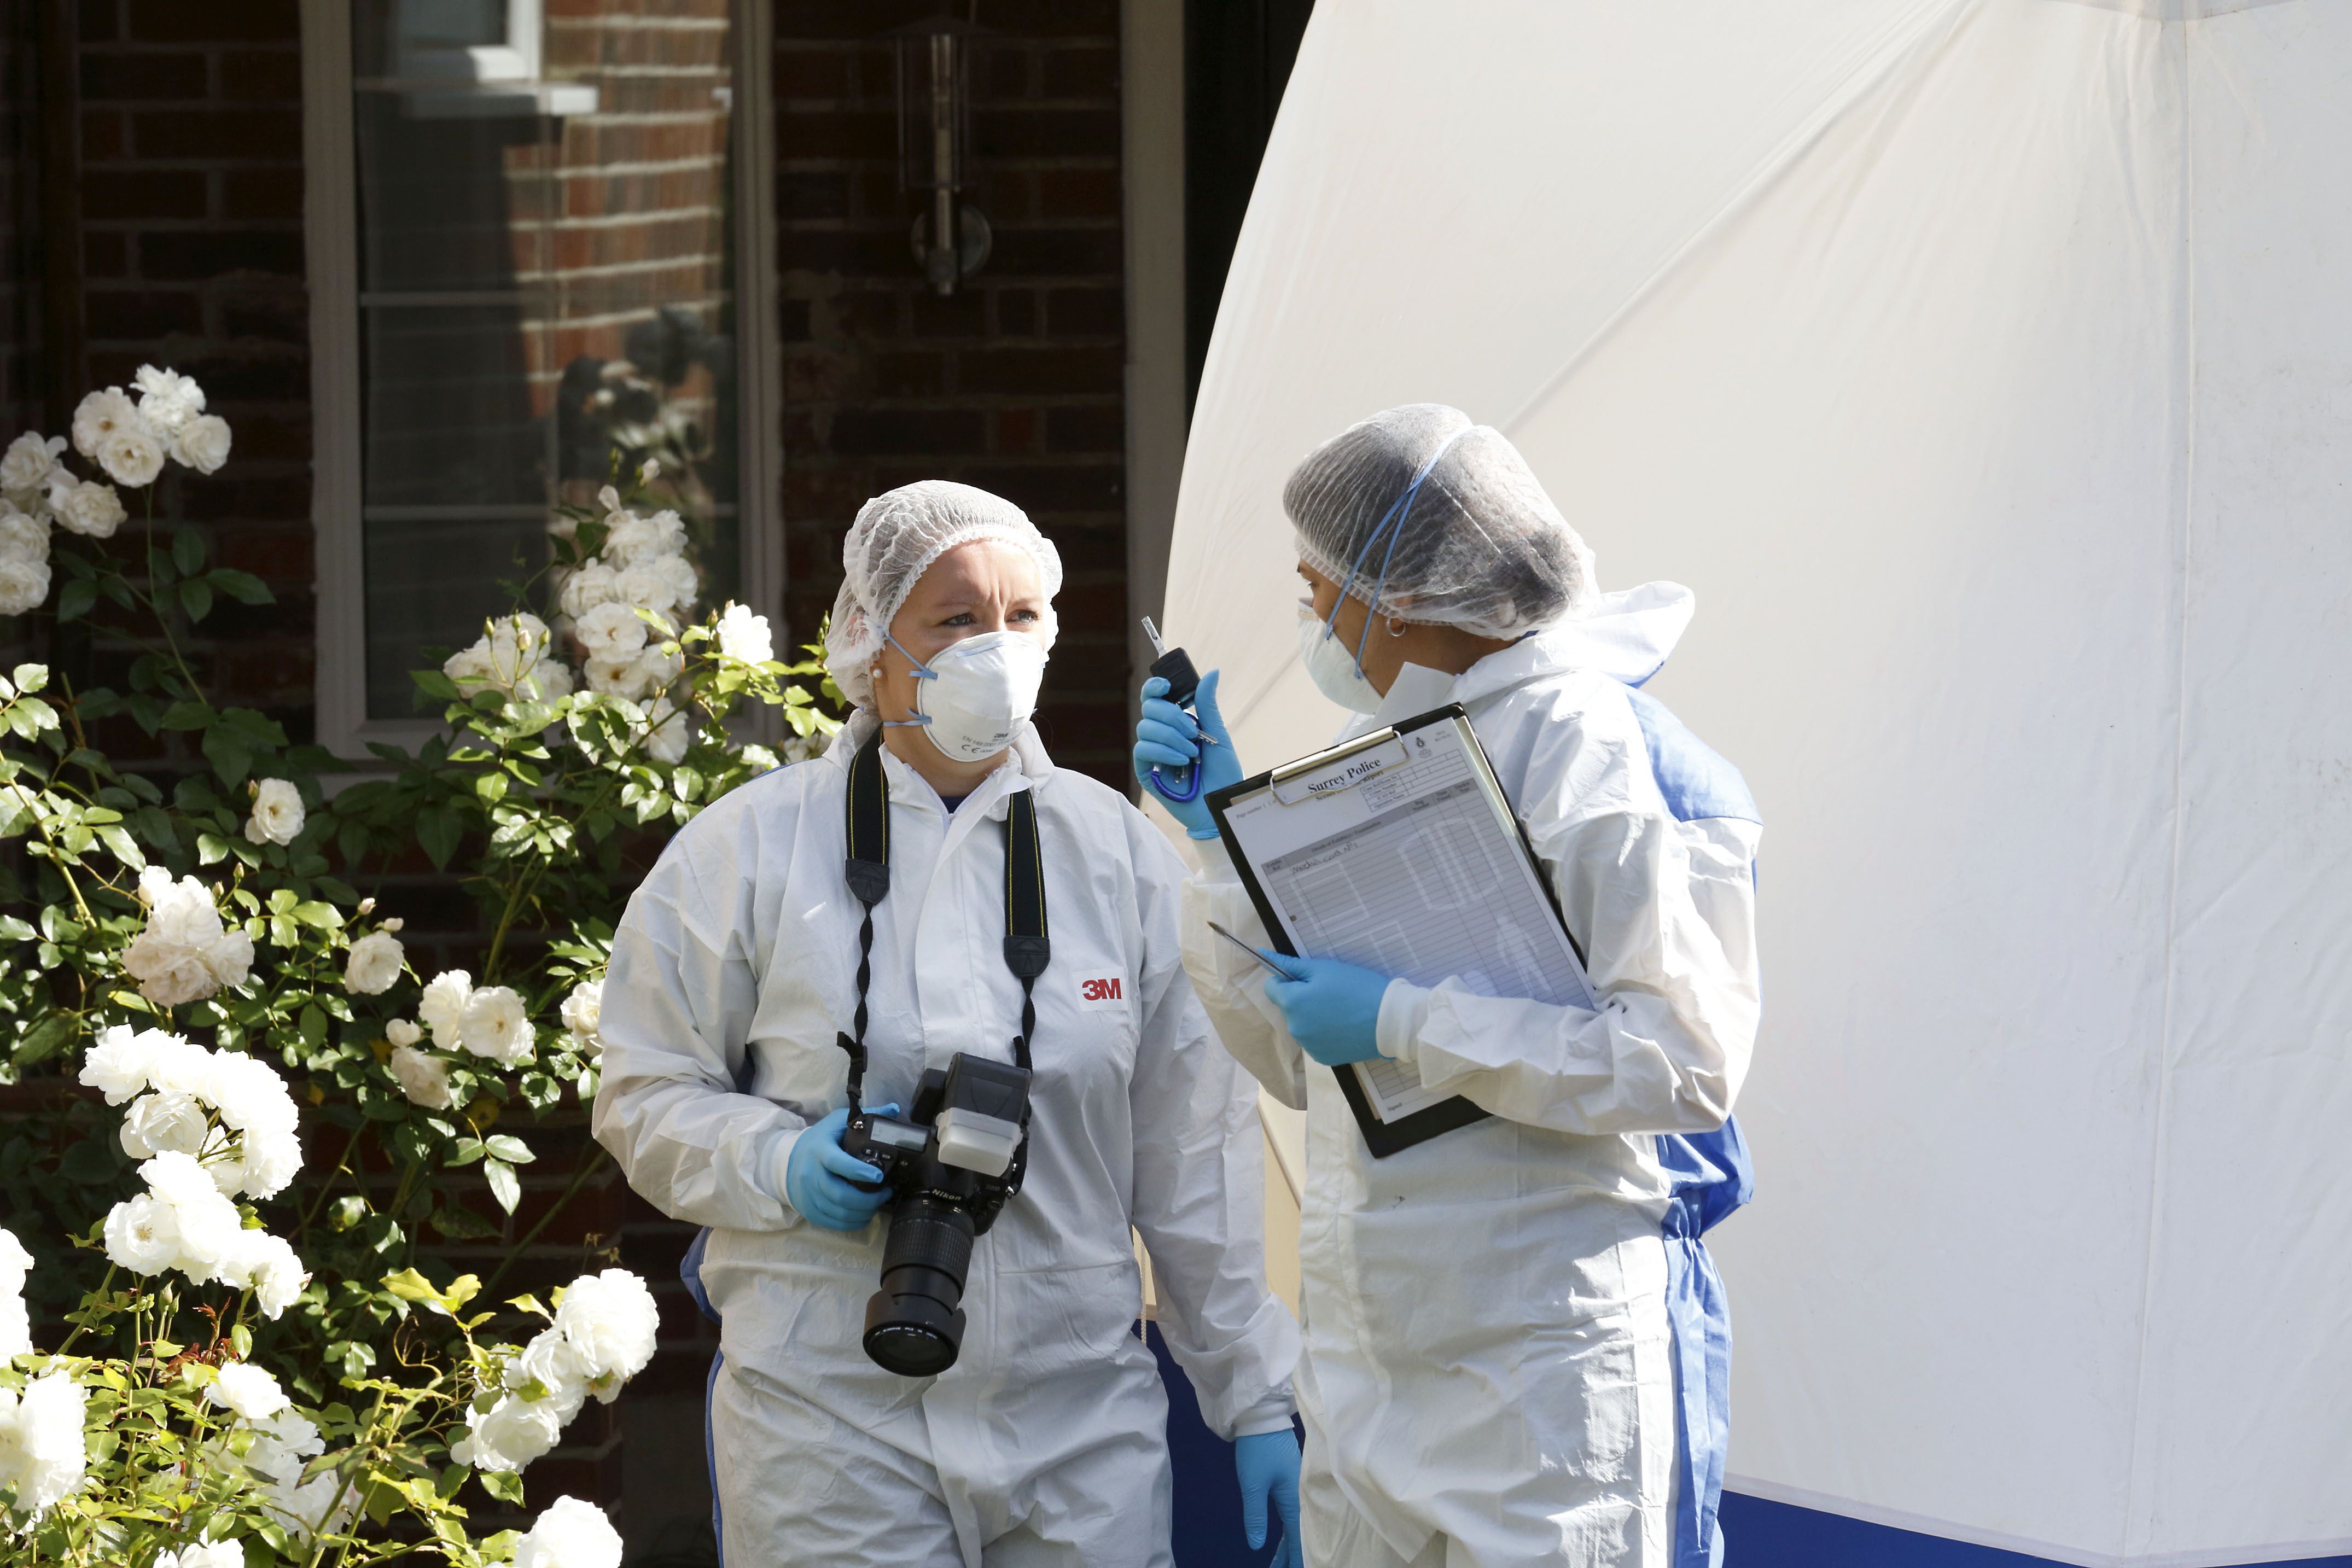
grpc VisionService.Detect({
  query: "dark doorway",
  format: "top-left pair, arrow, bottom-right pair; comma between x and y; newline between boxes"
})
1184,0 -> 1314,415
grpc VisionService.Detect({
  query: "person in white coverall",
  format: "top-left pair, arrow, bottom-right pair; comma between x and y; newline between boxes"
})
595,481 -> 1303,1567
1134,407 -> 1761,1568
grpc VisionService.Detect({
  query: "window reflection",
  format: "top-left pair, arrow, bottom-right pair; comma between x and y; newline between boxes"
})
350,0 -> 740,720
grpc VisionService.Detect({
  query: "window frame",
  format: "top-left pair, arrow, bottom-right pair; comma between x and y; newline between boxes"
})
300,0 -> 783,759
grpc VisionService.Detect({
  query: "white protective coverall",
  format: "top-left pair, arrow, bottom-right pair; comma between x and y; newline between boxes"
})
1183,584 -> 1760,1568
595,715 -> 1300,1568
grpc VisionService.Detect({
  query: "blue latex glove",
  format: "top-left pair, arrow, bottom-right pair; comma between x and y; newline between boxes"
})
784,1104 -> 899,1232
1133,670 -> 1243,838
1235,1429 -> 1303,1567
1263,956 -> 1393,1066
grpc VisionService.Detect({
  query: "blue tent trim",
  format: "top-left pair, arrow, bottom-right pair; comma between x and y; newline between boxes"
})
1720,1493 -> 2352,1568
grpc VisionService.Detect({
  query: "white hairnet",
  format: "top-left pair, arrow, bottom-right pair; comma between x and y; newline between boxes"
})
1284,404 -> 1595,638
823,480 -> 1063,709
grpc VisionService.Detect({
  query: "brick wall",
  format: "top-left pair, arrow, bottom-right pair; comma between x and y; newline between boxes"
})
71,0 -> 314,742
775,0 -> 1131,789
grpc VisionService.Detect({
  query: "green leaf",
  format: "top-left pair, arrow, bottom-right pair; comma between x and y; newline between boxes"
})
95,824 -> 145,870
292,900 -> 342,930
196,831 -> 232,865
417,807 -> 459,870
483,1158 -> 520,1214
171,527 -> 205,575
208,567 -> 272,605
14,1012 -> 75,1068
220,706 -> 288,747
159,701 -> 214,731
55,578 -> 95,620
148,544 -> 177,588
177,577 -> 214,623
10,663 -> 47,694
410,669 -> 462,701
202,725 -> 252,787
482,1134 -> 534,1165
479,1467 -> 525,1505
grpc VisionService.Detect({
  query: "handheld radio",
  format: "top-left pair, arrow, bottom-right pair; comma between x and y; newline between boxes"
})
1140,616 -> 1206,803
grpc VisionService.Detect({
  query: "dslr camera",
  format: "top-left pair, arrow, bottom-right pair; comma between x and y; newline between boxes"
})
839,1053 -> 1032,1376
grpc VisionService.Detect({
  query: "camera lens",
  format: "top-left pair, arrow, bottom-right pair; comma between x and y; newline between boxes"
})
862,1195 -> 976,1377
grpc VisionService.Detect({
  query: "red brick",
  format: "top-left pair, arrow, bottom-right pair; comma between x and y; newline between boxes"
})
774,45 -> 850,98
909,288 -> 986,337
988,224 -> 1122,277
995,289 -> 1037,335
1046,406 -> 1122,454
973,106 -> 1120,159
83,231 -> 128,278
995,408 -> 1038,453
776,104 -> 895,159
83,168 -> 207,220
1039,167 -> 1119,220
1042,46 -> 1119,99
223,168 -> 301,221
958,345 -> 1122,396
84,287 -> 203,339
139,230 -> 305,282
870,350 -> 945,397
829,407 -> 987,456
132,107 -> 302,160
127,0 -> 299,44
81,108 -> 127,160
1046,287 -> 1122,337
219,49 -> 302,103
80,49 -> 208,102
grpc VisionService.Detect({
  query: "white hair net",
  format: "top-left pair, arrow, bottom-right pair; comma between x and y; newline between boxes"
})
823,480 -> 1064,709
1284,404 -> 1595,638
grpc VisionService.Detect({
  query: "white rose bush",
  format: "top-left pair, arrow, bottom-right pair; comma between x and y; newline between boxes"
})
0,373 -> 846,1560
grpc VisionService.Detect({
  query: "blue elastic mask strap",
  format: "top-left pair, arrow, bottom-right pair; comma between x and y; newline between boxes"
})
1328,426 -> 1475,674
880,631 -> 935,727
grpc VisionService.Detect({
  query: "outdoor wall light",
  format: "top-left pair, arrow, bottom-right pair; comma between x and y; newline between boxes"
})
890,15 -> 992,295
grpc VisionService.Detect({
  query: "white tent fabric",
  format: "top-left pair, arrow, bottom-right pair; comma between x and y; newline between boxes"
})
1158,3 -> 2352,1564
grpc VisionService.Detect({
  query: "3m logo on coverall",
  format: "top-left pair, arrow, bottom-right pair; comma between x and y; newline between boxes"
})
1076,976 -> 1125,1012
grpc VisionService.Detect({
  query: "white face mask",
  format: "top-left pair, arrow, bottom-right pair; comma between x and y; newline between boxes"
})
1296,601 -> 1384,715
884,630 -> 1050,762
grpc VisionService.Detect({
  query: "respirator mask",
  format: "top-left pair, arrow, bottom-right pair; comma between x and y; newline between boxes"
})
883,631 -> 1049,762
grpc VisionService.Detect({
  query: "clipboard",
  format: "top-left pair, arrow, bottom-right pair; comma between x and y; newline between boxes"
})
1205,704 -> 1594,1158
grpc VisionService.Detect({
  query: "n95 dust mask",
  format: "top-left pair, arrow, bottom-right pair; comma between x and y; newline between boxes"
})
885,631 -> 1049,762
1297,601 -> 1384,715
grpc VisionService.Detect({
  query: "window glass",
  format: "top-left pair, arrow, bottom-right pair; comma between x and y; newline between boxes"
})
350,0 -> 742,720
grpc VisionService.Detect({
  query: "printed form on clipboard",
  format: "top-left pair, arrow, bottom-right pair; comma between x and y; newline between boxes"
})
1205,704 -> 1598,1157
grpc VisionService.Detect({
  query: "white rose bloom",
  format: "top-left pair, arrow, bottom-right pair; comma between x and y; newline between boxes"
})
119,1090 -> 211,1161
0,432 -> 65,498
79,1023 -> 169,1104
388,1045 -> 453,1110
583,654 -> 649,699
509,1327 -> 589,1420
0,555 -> 49,615
45,475 -> 126,539
231,1409 -> 351,1544
446,614 -> 558,701
653,552 -> 698,615
0,1227 -> 30,1292
94,418 -> 167,489
344,930 -> 405,995
552,1269 -> 659,1398
207,1361 -> 289,1423
242,778 -> 304,846
71,386 -> 141,459
102,1192 -> 182,1276
573,601 -> 647,661
644,701 -> 689,765
0,1369 -> 90,1519
158,1543 -> 247,1568
228,1128 -> 304,1203
514,1496 -> 625,1568
602,508 -> 686,567
715,602 -> 775,664
139,1151 -> 244,1282
0,505 -> 50,562
0,1292 -> 27,1363
450,1391 -> 566,1474
199,1049 -> 298,1135
613,559 -> 676,615
123,871 -> 251,1006
458,984 -> 533,1067
559,981 -> 602,1056
133,365 -> 206,433
525,657 -> 574,701
216,1229 -> 307,1319
170,414 -> 232,476
558,561 -> 621,619
385,1017 -> 422,1048
138,1029 -> 216,1100
418,970 -> 473,1047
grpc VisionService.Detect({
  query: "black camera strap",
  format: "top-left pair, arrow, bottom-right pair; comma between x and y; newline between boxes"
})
837,730 -> 1049,1118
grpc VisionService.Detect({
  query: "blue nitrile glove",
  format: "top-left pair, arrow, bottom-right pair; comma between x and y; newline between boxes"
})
1235,1429 -> 1303,1568
1133,669 -> 1243,838
784,1104 -> 899,1231
1263,955 -> 1393,1066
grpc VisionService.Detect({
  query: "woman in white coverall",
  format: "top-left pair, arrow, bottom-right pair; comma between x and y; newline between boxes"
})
595,481 -> 1303,1567
1134,407 -> 1760,1568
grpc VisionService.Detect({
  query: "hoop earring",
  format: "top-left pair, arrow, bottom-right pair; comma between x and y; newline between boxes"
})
1385,617 -> 1408,638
